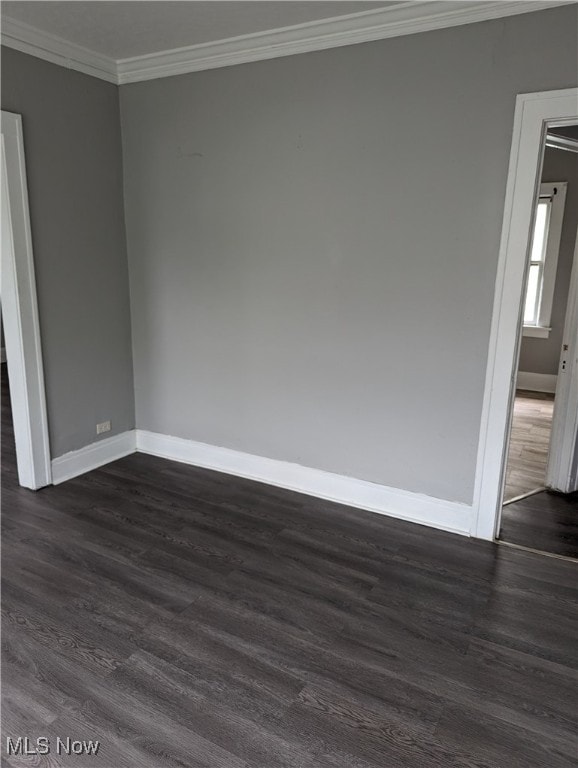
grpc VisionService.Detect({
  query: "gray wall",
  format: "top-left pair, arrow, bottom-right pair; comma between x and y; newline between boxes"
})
1,47 -> 135,457
518,146 -> 578,376
120,5 -> 577,506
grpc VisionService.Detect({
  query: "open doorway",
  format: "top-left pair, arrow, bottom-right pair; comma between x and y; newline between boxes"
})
499,124 -> 578,558
474,88 -> 578,545
1,111 -> 51,490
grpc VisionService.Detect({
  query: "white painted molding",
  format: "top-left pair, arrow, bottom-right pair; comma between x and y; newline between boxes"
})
116,1 -> 571,83
1,112 -> 52,490
516,371 -> 558,393
546,132 -> 578,154
49,425 -> 474,535
547,229 -> 578,491
472,88 -> 578,541
136,430 -> 473,536
1,2 -> 573,85
52,431 -> 136,485
522,325 -> 551,338
1,17 -> 118,84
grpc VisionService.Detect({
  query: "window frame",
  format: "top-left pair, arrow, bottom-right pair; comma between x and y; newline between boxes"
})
522,180 -> 567,339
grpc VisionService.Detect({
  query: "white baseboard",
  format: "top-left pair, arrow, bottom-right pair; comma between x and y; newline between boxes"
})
50,427 -> 475,536
516,371 -> 558,393
135,430 -> 473,536
51,430 -> 136,484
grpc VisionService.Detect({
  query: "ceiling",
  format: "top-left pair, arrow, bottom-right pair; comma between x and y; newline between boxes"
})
1,1 -> 571,84
1,1 -> 391,59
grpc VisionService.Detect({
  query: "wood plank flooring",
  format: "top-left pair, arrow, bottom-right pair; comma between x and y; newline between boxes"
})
2,364 -> 578,767
504,390 -> 555,503
500,490 -> 578,559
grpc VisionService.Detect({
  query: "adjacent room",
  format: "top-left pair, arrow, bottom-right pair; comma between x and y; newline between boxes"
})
2,2 -> 578,767
500,124 -> 578,558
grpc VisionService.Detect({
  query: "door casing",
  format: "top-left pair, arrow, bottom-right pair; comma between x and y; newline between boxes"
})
1,110 -> 51,489
472,88 -> 578,540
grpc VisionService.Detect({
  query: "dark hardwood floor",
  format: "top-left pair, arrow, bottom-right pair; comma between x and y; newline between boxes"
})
2,363 -> 578,767
500,490 -> 578,559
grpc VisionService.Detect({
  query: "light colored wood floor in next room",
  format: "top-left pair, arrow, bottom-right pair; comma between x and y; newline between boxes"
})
503,390 -> 555,503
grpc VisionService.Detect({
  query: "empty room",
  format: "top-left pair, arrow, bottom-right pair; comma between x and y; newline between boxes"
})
1,2 -> 577,767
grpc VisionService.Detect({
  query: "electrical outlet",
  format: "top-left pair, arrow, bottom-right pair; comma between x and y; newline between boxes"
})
96,420 -> 111,435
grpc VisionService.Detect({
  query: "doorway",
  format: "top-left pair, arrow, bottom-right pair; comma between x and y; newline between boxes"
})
499,123 -> 578,558
1,110 -> 51,489
473,88 -> 578,544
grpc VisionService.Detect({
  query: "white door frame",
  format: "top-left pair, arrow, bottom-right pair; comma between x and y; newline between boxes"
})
547,230 -> 578,492
472,88 -> 578,540
1,110 -> 51,489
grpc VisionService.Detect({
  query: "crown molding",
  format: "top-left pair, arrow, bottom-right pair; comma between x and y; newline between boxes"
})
116,1 -> 574,84
1,17 -> 118,83
1,1 -> 574,86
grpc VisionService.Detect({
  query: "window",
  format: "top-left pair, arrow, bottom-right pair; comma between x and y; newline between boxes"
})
523,182 -> 567,338
524,197 -> 551,326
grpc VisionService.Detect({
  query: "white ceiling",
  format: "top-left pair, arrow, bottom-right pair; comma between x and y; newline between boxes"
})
2,1 -> 570,84
1,1 -> 391,59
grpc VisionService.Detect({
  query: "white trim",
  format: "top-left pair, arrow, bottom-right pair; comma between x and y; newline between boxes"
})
516,371 -> 558,393
1,2 -> 573,85
1,112 -> 51,489
522,325 -> 552,338
473,88 -> 578,541
546,132 -> 578,153
116,1 -> 570,84
0,18 -> 118,84
51,430 -> 136,485
50,426 -> 474,535
502,486 -> 545,506
547,231 -> 578,492
135,430 -> 473,536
